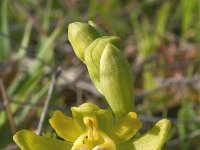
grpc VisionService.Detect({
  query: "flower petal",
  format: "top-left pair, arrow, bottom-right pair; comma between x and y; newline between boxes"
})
13,130 -> 73,150
117,119 -> 171,150
49,110 -> 83,142
111,112 -> 142,144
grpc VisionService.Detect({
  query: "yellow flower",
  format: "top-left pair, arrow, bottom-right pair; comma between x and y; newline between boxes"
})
13,103 -> 170,150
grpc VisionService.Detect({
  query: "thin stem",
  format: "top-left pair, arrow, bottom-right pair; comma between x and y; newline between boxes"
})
0,79 -> 16,134
36,67 -> 61,135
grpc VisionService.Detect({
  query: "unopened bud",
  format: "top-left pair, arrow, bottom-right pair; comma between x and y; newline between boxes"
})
68,22 -> 100,61
100,43 -> 134,118
84,36 -> 120,93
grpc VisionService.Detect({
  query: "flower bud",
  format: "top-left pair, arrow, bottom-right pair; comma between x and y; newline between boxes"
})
84,36 -> 120,93
100,43 -> 134,118
68,22 -> 100,61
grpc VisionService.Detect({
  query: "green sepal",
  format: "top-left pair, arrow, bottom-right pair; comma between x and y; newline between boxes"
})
84,36 -> 120,93
13,130 -> 73,150
100,43 -> 134,118
68,22 -> 100,61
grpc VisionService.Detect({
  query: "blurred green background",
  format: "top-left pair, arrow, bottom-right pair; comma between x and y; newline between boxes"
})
0,0 -> 200,149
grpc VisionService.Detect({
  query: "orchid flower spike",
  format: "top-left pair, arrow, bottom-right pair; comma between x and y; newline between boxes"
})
13,21 -> 171,150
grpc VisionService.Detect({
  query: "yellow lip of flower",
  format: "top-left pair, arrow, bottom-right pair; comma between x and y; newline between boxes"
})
72,115 -> 116,150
